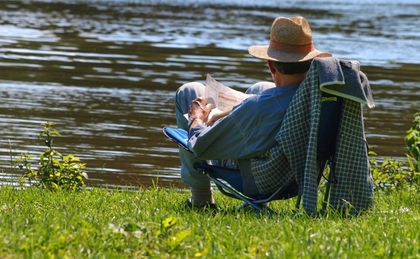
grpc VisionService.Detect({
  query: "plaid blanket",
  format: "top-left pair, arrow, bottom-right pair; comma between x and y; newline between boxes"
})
250,58 -> 374,214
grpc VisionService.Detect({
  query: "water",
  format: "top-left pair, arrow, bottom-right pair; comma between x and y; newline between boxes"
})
0,0 -> 418,187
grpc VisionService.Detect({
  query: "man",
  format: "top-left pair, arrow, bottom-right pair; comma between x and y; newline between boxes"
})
175,16 -> 330,207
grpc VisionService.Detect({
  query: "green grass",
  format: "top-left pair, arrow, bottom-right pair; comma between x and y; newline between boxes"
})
0,186 -> 418,258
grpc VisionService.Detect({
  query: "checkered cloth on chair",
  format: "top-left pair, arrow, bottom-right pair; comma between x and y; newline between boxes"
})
330,99 -> 374,211
250,59 -> 374,214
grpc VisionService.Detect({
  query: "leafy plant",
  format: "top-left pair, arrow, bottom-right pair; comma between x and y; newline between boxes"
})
17,122 -> 88,190
369,152 -> 415,192
369,113 -> 420,192
404,112 -> 420,172
157,216 -> 191,252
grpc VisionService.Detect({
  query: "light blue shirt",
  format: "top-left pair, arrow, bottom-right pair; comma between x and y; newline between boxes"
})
188,84 -> 299,160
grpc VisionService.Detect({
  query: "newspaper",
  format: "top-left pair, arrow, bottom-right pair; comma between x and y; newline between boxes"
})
204,74 -> 249,111
185,74 -> 251,124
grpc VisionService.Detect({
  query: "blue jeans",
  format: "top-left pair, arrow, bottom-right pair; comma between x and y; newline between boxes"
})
175,81 -> 275,188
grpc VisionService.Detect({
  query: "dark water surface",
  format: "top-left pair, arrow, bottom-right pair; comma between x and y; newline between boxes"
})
0,0 -> 419,187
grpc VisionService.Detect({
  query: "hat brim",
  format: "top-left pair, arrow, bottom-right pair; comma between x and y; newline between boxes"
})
248,45 -> 331,62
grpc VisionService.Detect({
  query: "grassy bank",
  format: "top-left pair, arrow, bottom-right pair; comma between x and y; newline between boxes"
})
0,186 -> 418,258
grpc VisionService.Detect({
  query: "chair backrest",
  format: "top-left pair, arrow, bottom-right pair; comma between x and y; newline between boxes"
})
258,92 -> 343,201
317,93 -> 343,162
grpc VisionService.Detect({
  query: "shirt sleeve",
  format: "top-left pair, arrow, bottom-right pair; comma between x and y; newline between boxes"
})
188,97 -> 267,160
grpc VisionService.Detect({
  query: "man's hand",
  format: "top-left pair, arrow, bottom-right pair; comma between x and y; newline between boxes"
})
206,109 -> 231,126
189,97 -> 214,129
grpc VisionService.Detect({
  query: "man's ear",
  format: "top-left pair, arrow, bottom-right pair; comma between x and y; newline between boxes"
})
267,60 -> 276,74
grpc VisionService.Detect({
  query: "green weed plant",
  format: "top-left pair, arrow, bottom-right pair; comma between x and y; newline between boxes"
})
405,112 -> 420,172
369,113 -> 419,192
17,122 -> 87,190
369,153 -> 416,192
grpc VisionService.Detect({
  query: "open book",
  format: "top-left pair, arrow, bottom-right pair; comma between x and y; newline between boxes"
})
185,74 -> 252,124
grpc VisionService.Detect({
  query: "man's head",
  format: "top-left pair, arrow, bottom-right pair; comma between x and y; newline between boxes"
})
248,16 -> 330,63
248,16 -> 330,85
271,60 -> 313,75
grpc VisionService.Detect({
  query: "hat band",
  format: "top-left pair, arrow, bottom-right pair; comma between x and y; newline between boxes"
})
269,40 -> 314,53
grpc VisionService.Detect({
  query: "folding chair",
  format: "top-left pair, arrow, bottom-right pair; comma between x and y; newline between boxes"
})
163,93 -> 343,214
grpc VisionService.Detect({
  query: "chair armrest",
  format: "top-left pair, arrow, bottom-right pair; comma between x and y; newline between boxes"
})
162,127 -> 190,151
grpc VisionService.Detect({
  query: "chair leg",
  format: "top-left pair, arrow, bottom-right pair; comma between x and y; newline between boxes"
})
209,175 -> 263,212
238,202 -> 261,211
322,180 -> 332,212
322,160 -> 336,212
238,202 -> 276,216
238,200 -> 265,212
294,194 -> 302,211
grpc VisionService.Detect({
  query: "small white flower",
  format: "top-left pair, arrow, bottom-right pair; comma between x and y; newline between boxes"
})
400,207 -> 410,213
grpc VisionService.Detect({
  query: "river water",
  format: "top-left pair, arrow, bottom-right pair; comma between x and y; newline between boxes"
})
0,0 -> 418,187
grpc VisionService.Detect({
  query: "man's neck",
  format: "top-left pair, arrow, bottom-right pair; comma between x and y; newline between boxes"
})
274,72 -> 306,87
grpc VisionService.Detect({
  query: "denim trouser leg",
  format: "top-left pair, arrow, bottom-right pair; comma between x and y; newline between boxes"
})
175,82 -> 209,189
175,81 -> 275,189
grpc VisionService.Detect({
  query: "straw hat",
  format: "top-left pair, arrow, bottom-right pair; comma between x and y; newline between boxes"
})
248,16 -> 331,62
